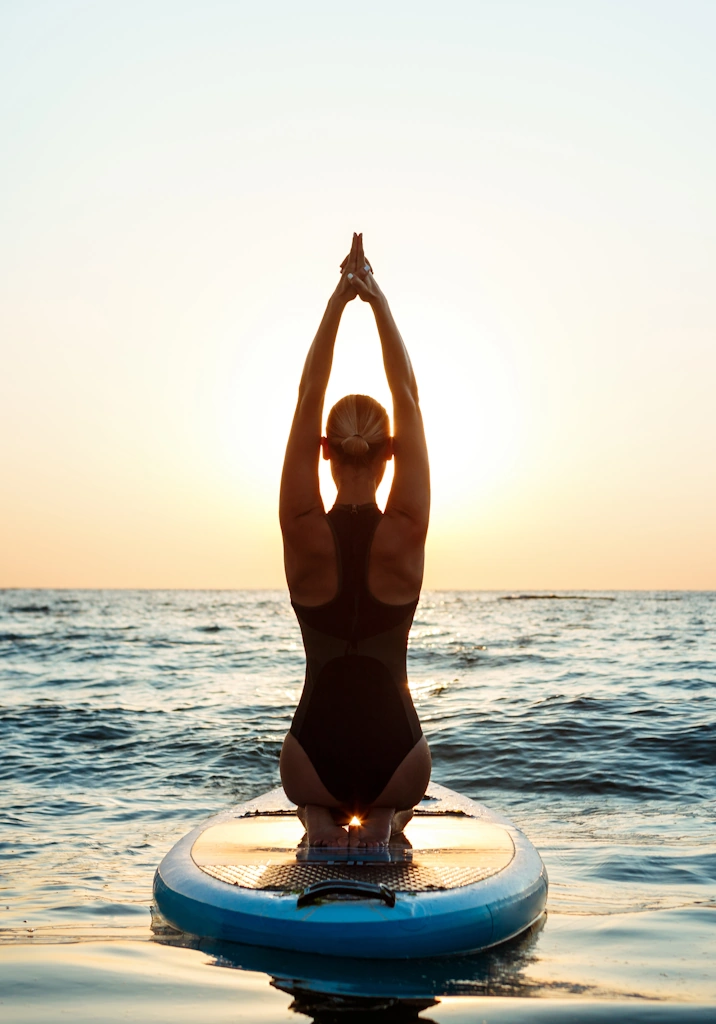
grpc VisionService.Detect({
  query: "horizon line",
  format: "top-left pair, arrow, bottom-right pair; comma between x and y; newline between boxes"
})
1,586 -> 713,594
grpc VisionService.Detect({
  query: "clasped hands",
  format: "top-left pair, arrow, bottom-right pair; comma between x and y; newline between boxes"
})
334,232 -> 383,306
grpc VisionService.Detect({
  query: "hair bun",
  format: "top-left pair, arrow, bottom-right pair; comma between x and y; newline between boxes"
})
341,434 -> 370,456
326,395 -> 390,463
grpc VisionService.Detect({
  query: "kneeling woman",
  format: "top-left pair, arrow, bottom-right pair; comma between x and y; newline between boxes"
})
279,233 -> 431,848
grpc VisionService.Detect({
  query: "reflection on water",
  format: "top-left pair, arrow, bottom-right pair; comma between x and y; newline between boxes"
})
276,992 -> 439,1023
153,914 -> 548,1020
280,995 -> 442,1019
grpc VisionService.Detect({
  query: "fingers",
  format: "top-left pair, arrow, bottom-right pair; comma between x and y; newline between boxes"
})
356,233 -> 365,273
339,233 -> 367,280
339,233 -> 358,277
347,271 -> 369,299
355,233 -> 373,277
351,231 -> 361,274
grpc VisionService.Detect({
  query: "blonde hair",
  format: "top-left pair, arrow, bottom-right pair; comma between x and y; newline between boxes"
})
326,395 -> 390,461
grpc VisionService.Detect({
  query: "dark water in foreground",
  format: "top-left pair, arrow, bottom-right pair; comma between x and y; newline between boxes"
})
1,589 -> 715,1021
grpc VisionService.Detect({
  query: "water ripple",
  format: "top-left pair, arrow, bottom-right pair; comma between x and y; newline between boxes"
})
1,588 -> 715,933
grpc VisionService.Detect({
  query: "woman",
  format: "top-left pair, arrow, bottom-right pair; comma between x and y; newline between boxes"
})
279,233 -> 431,849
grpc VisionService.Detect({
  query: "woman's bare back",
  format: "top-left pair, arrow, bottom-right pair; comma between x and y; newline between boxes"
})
284,507 -> 424,607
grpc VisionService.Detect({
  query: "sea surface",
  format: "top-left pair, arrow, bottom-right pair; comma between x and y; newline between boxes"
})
1,589 -> 715,1022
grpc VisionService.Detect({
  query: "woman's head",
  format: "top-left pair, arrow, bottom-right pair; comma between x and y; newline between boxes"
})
324,395 -> 391,468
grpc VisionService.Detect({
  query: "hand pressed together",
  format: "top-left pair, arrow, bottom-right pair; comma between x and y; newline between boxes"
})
333,232 -> 383,307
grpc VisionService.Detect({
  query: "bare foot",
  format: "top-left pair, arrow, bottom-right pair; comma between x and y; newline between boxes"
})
349,807 -> 394,849
348,808 -> 415,849
391,809 -> 414,836
305,804 -> 349,848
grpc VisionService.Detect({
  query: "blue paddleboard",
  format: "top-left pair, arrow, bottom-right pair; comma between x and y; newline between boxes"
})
153,781 -> 547,959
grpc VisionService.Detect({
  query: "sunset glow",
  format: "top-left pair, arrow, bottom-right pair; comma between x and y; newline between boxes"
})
2,2 -> 714,589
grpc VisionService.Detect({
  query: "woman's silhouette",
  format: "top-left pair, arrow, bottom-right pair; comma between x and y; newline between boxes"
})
279,233 -> 431,848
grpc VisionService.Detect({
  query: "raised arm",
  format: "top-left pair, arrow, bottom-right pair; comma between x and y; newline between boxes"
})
279,235 -> 360,528
348,245 -> 430,533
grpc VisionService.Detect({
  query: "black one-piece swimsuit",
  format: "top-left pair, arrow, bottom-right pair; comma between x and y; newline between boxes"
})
290,501 -> 423,813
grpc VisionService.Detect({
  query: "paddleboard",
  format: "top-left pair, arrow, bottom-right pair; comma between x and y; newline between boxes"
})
153,781 -> 547,959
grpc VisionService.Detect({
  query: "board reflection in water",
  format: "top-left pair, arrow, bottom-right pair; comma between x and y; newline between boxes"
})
152,914 -> 546,1021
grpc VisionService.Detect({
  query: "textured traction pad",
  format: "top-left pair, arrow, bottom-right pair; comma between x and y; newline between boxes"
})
198,860 -> 497,892
191,798 -> 515,895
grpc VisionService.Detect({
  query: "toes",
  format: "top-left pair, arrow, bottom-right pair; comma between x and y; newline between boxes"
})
354,837 -> 389,849
309,830 -> 350,848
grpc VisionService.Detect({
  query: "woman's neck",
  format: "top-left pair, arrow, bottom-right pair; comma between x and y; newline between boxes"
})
334,488 -> 377,505
334,479 -> 378,505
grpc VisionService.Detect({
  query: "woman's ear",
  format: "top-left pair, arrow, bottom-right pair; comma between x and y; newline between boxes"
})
320,437 -> 331,461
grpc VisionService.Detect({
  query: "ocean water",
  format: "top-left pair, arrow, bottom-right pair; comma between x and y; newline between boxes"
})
1,589 -> 715,1022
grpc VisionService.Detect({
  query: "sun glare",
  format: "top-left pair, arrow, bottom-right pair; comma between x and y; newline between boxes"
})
349,816 -> 362,827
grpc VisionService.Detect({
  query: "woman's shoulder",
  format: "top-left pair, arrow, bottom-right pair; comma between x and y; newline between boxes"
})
368,511 -> 425,604
282,510 -> 337,606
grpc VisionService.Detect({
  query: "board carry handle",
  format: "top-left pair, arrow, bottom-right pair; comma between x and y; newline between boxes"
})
296,879 -> 396,908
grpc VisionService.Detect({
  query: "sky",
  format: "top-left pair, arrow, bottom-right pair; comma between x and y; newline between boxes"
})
1,0 -> 715,590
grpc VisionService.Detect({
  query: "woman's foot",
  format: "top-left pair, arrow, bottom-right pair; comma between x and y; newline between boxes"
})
305,804 -> 349,847
350,807 -> 398,849
391,809 -> 414,835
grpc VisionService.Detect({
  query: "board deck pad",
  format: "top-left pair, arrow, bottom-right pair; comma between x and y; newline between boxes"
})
191,813 -> 515,893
